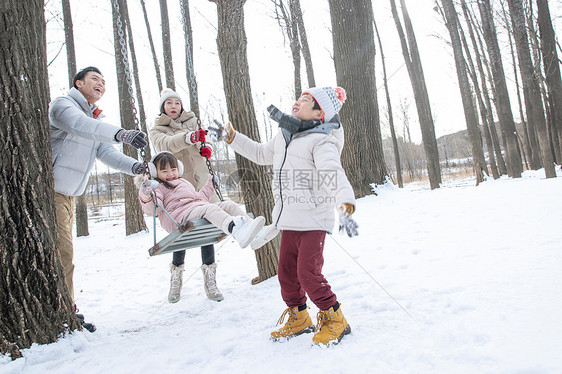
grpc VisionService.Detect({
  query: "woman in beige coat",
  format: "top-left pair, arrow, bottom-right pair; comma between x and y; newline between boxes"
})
149,88 -> 222,304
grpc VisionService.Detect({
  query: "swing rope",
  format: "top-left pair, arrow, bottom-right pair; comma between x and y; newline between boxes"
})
112,0 -> 149,174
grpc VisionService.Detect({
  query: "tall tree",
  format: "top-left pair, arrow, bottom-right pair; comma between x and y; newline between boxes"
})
457,0 -> 499,179
507,0 -> 555,178
272,0 -> 302,98
537,0 -> 562,162
180,0 -> 200,117
464,1 -> 508,175
0,0 -> 81,359
291,0 -> 315,88
111,0 -> 148,235
477,0 -> 522,177
140,0 -> 164,93
501,0 -> 537,169
440,0 -> 488,184
160,0 -> 176,90
61,0 -> 90,236
329,0 -> 388,196
209,0 -> 279,284
374,17 -> 403,187
121,0 -> 151,161
390,0 -> 442,189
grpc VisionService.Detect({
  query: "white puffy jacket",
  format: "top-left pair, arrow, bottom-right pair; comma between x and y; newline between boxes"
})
229,122 -> 355,233
49,88 -> 137,196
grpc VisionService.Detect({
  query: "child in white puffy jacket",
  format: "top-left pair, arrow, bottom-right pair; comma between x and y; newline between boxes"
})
213,86 -> 358,346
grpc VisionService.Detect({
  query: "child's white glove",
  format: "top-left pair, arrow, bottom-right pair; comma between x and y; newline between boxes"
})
140,178 -> 159,196
338,203 -> 358,237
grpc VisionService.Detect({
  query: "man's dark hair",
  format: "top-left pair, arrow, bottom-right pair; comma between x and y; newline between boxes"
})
73,66 -> 102,88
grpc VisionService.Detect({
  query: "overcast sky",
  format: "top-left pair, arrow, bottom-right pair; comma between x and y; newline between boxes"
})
45,0 -> 562,144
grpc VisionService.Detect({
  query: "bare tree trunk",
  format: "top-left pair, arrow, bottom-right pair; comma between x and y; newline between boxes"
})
463,0 -> 507,176
112,0 -> 148,235
457,1 -> 499,179
180,0 -> 200,117
61,0 -> 90,236
210,0 -> 279,283
0,0 -> 81,359
501,1 -> 536,170
160,0 -> 175,90
374,17 -> 403,187
140,0 -> 163,93
272,0 -> 302,98
477,0 -> 522,177
440,0 -> 488,184
507,0 -> 555,178
537,0 -> 562,163
390,0 -> 441,189
291,0 -> 315,88
330,0 -> 388,195
122,0 -> 151,161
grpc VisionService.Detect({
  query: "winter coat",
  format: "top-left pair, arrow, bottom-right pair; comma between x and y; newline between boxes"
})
49,87 -> 137,196
139,176 -> 216,233
150,111 -> 214,196
229,122 -> 356,233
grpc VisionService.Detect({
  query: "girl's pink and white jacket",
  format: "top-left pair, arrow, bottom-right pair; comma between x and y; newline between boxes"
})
139,177 -> 215,233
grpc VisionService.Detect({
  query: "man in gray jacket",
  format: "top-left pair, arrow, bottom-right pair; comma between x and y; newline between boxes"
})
49,66 -> 147,332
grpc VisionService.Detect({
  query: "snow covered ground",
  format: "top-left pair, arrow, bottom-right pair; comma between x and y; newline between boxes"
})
2,169 -> 562,373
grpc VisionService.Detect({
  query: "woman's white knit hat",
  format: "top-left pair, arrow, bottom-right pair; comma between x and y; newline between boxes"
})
302,86 -> 347,122
159,88 -> 183,108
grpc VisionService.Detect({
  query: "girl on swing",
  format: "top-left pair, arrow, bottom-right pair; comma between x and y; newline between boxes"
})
138,151 -> 270,298
147,88 -> 271,304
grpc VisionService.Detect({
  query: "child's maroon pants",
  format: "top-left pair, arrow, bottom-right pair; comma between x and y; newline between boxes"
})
278,230 -> 337,311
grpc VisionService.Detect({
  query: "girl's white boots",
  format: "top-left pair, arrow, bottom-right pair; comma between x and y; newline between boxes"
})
168,263 -> 184,303
201,263 -> 224,301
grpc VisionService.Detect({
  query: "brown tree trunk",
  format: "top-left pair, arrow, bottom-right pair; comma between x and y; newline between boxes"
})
440,0 -> 488,184
459,0 -> 499,179
390,0 -> 441,189
273,0 -> 302,98
0,0 -> 81,359
122,0 -> 151,161
537,0 -> 562,163
507,0 -> 555,178
180,0 -> 200,118
374,17 -> 403,187
140,0 -> 163,93
112,0 -> 148,235
500,1 -> 536,170
292,0 -> 315,88
477,0 -> 522,177
463,0 -> 507,176
160,0 -> 175,90
209,0 -> 279,283
329,0 -> 388,195
61,0 -> 90,236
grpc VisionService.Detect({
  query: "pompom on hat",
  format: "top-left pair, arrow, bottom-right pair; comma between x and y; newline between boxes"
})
302,86 -> 347,122
159,88 -> 183,110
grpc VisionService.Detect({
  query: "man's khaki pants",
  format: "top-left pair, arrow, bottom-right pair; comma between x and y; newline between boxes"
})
55,193 -> 75,304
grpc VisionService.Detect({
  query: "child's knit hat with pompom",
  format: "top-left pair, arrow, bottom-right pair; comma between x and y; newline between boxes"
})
302,86 -> 347,122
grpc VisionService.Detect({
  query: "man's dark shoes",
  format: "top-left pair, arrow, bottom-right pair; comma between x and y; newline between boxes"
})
75,305 -> 96,332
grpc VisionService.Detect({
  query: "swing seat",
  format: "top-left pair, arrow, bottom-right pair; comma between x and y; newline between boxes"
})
148,218 -> 227,256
